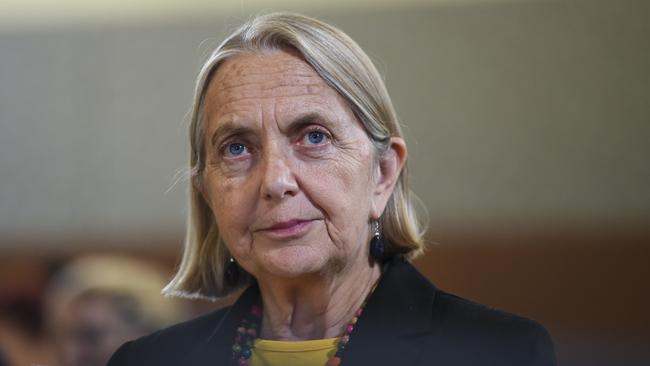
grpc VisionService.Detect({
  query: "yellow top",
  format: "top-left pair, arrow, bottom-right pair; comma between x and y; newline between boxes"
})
248,337 -> 339,366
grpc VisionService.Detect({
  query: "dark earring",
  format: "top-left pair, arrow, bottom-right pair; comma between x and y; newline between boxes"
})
224,256 -> 239,287
369,221 -> 385,262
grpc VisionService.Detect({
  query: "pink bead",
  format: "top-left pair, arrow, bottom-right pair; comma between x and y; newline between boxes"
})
238,357 -> 247,366
251,305 -> 262,317
355,308 -> 363,317
346,324 -> 354,333
341,335 -> 350,344
247,329 -> 257,337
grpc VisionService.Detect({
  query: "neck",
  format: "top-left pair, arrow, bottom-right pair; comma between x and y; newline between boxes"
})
256,260 -> 381,341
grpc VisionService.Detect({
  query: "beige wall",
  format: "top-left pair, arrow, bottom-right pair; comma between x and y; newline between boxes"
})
1,0 -> 649,249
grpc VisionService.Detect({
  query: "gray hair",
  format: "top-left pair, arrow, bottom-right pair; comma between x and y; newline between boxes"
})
163,12 -> 426,299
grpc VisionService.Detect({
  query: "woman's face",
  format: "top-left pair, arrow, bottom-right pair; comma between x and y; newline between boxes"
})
201,50 -> 399,280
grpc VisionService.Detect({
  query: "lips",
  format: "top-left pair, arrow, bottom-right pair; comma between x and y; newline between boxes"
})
256,218 -> 318,239
267,219 -> 311,230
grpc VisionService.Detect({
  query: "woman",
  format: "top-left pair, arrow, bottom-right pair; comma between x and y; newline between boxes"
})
108,13 -> 555,366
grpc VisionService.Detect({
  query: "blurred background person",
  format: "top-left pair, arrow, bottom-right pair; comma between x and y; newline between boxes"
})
44,255 -> 188,366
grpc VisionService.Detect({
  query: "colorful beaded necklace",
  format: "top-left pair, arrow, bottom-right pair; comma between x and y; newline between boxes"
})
230,282 -> 379,366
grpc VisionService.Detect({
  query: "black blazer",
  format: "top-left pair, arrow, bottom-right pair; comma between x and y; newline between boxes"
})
108,257 -> 556,365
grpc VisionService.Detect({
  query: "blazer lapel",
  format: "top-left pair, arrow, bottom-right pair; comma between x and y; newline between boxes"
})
342,258 -> 436,366
183,284 -> 261,365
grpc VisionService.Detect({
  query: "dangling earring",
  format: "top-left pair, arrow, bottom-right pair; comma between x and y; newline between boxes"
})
224,256 -> 239,287
369,220 -> 385,262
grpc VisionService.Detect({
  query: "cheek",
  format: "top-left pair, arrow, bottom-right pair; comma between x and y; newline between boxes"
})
332,146 -> 375,197
299,148 -> 375,224
206,177 -> 256,245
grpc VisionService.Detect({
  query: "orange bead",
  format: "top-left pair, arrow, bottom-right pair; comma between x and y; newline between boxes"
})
326,356 -> 342,366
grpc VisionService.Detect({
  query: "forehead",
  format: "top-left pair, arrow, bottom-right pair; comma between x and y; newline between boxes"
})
204,50 -> 344,117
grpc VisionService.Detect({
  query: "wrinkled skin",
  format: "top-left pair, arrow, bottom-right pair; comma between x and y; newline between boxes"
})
200,49 -> 406,340
201,49 -> 404,282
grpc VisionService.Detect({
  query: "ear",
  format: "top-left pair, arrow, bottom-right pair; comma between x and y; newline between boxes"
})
370,137 -> 407,219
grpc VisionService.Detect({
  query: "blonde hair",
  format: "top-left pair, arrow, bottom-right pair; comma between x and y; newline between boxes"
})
164,12 -> 426,299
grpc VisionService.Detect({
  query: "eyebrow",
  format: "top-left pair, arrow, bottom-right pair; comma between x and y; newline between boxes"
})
209,112 -> 329,147
210,121 -> 252,148
284,112 -> 325,135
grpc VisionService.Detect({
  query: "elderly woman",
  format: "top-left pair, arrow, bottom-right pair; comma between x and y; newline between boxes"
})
108,13 -> 555,366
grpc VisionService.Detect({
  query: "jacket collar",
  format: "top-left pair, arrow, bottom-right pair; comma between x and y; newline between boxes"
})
183,284 -> 261,364
186,257 -> 436,365
342,257 -> 436,365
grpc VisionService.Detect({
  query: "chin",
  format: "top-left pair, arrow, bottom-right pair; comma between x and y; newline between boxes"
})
256,245 -> 334,279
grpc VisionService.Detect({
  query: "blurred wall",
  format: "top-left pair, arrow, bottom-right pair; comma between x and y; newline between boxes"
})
0,0 -> 649,365
1,0 -> 648,246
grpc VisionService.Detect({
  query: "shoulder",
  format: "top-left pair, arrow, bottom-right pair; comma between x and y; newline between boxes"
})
371,258 -> 556,365
107,306 -> 230,366
427,289 -> 556,365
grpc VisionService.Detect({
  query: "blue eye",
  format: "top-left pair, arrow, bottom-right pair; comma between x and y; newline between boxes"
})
307,131 -> 325,144
226,143 -> 246,156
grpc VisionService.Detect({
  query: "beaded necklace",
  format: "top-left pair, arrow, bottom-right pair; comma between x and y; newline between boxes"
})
230,281 -> 379,366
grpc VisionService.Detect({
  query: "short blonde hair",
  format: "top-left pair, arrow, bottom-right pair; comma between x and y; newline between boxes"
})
164,12 -> 426,299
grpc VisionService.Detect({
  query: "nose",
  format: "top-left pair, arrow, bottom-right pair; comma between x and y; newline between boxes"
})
260,147 -> 299,201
